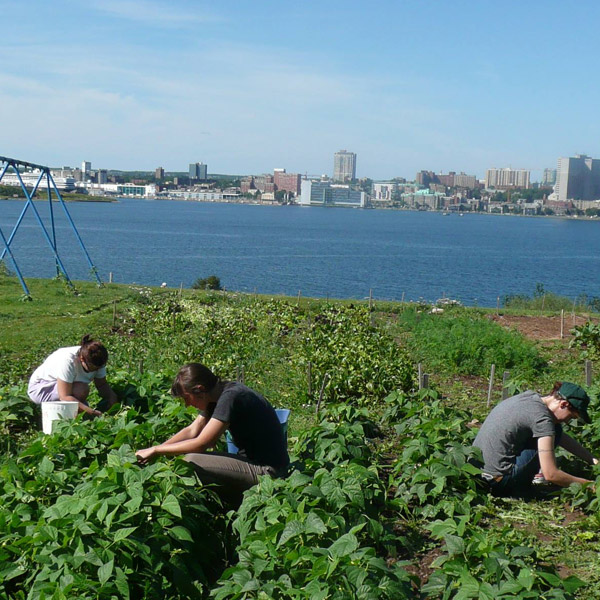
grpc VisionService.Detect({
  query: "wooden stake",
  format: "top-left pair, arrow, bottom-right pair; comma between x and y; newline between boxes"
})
369,288 -> 373,311
422,373 -> 429,389
560,309 -> 564,339
112,299 -> 117,328
572,298 -> 576,327
401,292 -> 405,303
307,362 -> 313,396
502,370 -> 510,400
108,272 -> 113,283
487,364 -> 496,407
315,373 -> 330,416
418,363 -> 423,390
496,296 -> 500,315
585,360 -> 593,387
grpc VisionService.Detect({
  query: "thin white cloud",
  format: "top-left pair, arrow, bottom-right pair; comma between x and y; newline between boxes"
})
89,0 -> 220,26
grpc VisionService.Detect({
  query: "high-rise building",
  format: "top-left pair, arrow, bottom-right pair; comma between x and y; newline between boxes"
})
542,168 -> 556,186
155,167 -> 165,180
82,161 -> 91,179
485,168 -> 530,189
555,155 -> 600,201
333,150 -> 356,182
97,169 -> 108,184
189,162 -> 208,180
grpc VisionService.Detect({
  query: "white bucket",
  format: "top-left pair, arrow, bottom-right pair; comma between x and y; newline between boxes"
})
41,401 -> 78,434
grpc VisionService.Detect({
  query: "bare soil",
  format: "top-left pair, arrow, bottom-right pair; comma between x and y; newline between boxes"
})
489,314 -> 594,341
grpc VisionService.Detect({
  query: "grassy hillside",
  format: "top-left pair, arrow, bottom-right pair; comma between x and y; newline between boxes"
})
1,273 -> 600,598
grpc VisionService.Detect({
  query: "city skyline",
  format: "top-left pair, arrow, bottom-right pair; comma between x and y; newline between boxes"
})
2,1 -> 600,180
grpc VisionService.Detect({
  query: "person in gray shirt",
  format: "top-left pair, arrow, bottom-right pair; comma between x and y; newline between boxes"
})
473,381 -> 597,497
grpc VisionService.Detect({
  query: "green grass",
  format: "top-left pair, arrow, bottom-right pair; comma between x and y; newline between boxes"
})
384,305 -> 547,379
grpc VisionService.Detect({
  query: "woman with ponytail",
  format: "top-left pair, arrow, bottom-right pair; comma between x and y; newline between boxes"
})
27,334 -> 118,416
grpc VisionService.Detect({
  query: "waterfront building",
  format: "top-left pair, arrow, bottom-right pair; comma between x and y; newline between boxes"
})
401,190 -> 445,210
0,170 -> 76,191
273,169 -> 301,195
189,162 -> 208,180
333,150 -> 356,182
155,167 -> 164,180
77,182 -> 156,198
372,182 -> 399,201
97,169 -> 108,184
300,180 -> 365,207
555,155 -> 600,201
542,168 -> 556,186
485,168 -> 530,189
242,175 -> 274,194
157,190 -> 223,201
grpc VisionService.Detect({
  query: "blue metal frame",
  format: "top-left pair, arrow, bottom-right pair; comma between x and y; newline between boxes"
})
0,155 -> 103,297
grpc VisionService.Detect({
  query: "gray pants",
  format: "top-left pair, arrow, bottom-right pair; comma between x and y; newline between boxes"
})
184,452 -> 276,505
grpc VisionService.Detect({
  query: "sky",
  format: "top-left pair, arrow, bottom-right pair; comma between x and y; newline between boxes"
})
1,0 -> 599,181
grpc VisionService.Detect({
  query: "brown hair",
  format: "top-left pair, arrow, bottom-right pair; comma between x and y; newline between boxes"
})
78,334 -> 108,369
551,381 -> 563,397
171,363 -> 219,397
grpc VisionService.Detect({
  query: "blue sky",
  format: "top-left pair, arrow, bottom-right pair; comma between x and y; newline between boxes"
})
1,0 -> 599,180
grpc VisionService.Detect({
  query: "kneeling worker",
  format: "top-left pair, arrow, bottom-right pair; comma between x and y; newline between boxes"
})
474,381 -> 597,497
135,363 -> 289,505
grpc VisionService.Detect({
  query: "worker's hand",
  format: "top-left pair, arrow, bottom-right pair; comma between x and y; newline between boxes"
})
82,405 -> 102,418
593,458 -> 599,466
136,447 -> 156,465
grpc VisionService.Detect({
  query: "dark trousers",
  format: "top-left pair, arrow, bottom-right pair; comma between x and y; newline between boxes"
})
185,452 -> 277,506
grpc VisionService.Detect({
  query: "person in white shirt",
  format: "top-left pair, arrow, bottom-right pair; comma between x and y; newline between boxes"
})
28,334 -> 118,417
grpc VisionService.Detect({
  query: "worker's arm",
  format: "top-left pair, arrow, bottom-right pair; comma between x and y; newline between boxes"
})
538,435 -> 593,486
94,377 -> 118,407
136,417 -> 228,464
56,379 -> 100,416
163,413 -> 208,445
557,432 -> 598,465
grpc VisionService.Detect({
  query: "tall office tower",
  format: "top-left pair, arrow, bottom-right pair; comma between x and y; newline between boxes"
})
333,150 -> 356,182
189,162 -> 208,180
155,167 -> 165,180
485,168 -> 530,189
555,155 -> 600,201
542,168 -> 557,186
97,169 -> 108,184
82,161 -> 92,179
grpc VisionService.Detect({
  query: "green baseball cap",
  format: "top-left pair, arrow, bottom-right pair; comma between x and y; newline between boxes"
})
558,382 -> 591,423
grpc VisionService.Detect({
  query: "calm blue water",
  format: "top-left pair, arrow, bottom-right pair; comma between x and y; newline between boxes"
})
1,198 -> 599,306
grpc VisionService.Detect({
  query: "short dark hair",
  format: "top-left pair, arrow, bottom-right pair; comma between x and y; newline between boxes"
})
78,334 -> 108,369
171,363 -> 219,397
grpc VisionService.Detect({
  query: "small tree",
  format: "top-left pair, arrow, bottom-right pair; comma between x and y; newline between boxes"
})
192,275 -> 222,290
